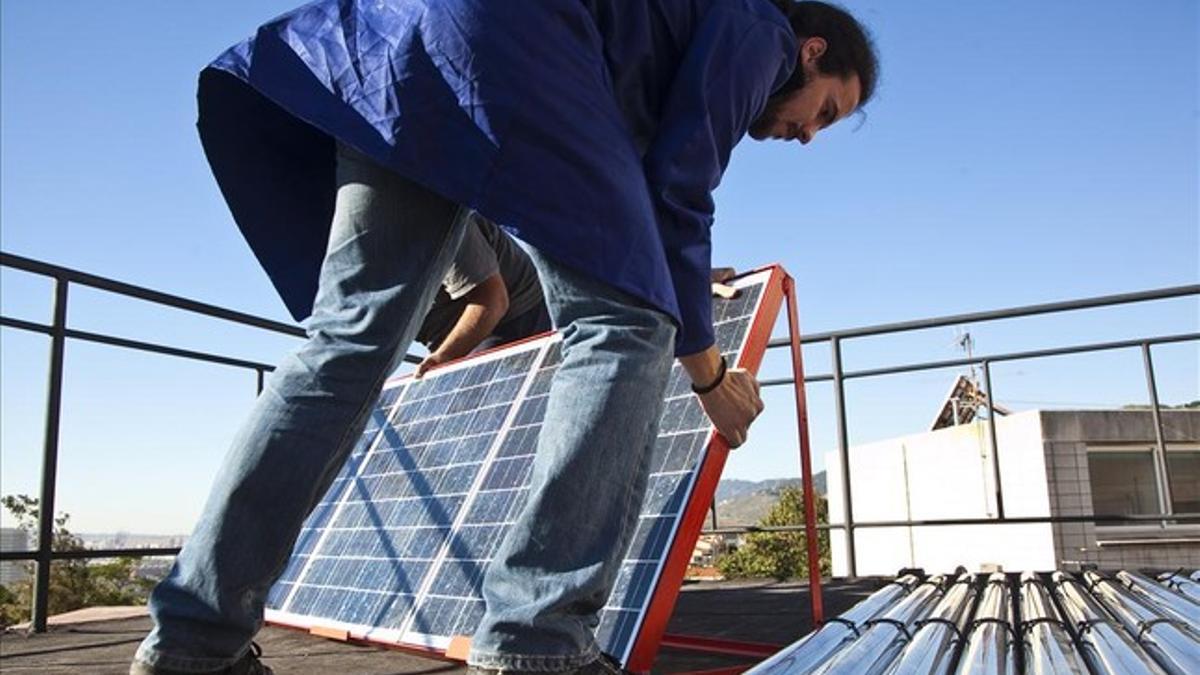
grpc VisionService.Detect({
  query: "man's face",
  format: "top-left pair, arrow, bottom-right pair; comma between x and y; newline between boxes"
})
748,38 -> 863,145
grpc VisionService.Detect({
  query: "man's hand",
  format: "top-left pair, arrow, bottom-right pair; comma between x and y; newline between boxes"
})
418,273 -> 509,379
414,351 -> 448,378
678,344 -> 763,448
697,369 -> 762,448
711,267 -> 740,299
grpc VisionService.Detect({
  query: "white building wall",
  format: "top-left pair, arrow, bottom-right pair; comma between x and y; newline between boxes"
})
827,411 -> 1056,576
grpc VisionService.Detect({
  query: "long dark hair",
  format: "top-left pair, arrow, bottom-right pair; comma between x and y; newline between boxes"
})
769,1 -> 879,106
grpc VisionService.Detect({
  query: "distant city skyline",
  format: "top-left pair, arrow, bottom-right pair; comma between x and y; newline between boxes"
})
0,528 -> 32,587
2,0 -> 1197,535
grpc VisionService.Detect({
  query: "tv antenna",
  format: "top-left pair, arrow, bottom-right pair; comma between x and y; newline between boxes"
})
953,327 -> 977,381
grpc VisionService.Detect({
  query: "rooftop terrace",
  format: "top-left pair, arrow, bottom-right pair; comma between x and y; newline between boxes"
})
0,578 -> 880,674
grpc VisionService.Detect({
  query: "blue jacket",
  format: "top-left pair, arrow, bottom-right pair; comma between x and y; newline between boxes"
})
198,0 -> 796,355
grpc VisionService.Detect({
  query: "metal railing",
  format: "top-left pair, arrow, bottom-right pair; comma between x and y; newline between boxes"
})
0,251 -> 420,631
728,285 -> 1200,576
0,250 -> 1196,631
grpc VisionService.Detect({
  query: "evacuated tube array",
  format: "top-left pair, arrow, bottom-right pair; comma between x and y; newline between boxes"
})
1083,570 -> 1200,675
953,573 -> 1016,675
885,573 -> 978,675
1051,571 -> 1166,675
1158,570 -> 1200,603
745,575 -> 920,675
814,575 -> 948,675
750,569 -> 1200,675
1116,571 -> 1200,626
1018,572 -> 1088,675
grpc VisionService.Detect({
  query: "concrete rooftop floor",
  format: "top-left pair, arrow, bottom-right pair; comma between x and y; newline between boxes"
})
0,578 -> 883,674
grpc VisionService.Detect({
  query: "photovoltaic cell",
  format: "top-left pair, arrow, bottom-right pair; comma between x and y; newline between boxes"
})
266,384 -> 407,611
266,269 -> 783,666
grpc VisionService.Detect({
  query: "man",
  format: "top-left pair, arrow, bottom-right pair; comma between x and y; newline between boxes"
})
133,1 -> 877,674
416,212 -> 551,377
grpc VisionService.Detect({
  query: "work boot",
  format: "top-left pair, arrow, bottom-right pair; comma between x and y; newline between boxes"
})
130,642 -> 274,675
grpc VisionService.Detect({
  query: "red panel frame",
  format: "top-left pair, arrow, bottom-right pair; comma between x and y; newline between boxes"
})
266,613 -> 452,659
624,266 -> 787,672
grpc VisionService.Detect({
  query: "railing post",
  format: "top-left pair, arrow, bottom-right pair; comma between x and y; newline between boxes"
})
1141,343 -> 1173,518
831,337 -> 856,577
32,278 -> 68,632
256,368 -> 265,396
981,361 -> 1005,519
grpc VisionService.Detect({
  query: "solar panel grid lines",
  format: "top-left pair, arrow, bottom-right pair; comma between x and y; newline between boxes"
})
362,342 -> 544,641
267,383 -> 409,612
263,265 -> 791,669
269,382 -> 422,630
267,341 -> 544,636
398,339 -> 554,645
399,340 -> 565,646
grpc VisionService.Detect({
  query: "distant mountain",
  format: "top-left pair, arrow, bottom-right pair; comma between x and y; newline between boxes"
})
712,473 -> 825,527
812,471 -> 826,495
715,473 -> 825,502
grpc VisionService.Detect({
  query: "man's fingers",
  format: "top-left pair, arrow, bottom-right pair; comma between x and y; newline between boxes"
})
711,282 -> 739,299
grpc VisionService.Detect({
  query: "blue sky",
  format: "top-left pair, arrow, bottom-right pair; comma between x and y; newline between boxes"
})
2,1 -> 1197,535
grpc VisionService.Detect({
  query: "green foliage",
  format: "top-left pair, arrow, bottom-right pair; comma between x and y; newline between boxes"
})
1122,400 -> 1200,410
716,487 -> 831,581
0,494 -> 154,628
0,582 -> 25,628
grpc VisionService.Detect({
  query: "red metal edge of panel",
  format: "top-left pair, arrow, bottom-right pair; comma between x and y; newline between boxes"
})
625,265 -> 787,673
264,612 -> 312,633
266,618 -> 458,661
384,329 -> 558,387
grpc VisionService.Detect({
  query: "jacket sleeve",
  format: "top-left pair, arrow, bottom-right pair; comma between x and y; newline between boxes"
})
643,12 -> 796,356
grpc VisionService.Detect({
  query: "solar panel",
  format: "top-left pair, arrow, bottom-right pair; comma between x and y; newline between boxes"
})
266,266 -> 787,669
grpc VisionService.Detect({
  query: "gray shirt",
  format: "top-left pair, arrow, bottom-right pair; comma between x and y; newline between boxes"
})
417,214 -> 545,350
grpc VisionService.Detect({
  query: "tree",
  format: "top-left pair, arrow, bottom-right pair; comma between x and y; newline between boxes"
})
716,487 -> 831,581
0,494 -> 154,628
1122,401 -> 1199,410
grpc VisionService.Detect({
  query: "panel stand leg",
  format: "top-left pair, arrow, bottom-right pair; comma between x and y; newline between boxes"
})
783,277 -> 823,625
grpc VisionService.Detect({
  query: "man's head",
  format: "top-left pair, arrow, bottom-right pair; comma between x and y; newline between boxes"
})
748,1 -> 879,144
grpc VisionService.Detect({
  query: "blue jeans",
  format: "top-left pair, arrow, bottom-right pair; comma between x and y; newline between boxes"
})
469,248 -> 674,671
136,144 -> 471,671
136,145 -> 675,672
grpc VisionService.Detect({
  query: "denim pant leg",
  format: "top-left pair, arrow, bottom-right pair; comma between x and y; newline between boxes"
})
470,250 -> 676,671
136,146 -> 470,672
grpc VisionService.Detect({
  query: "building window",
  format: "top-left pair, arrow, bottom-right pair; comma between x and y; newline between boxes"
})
1087,446 -> 1200,524
1167,450 -> 1200,514
1087,450 -> 1161,516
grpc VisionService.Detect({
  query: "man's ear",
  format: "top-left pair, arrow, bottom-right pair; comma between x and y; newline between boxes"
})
799,37 -> 827,67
